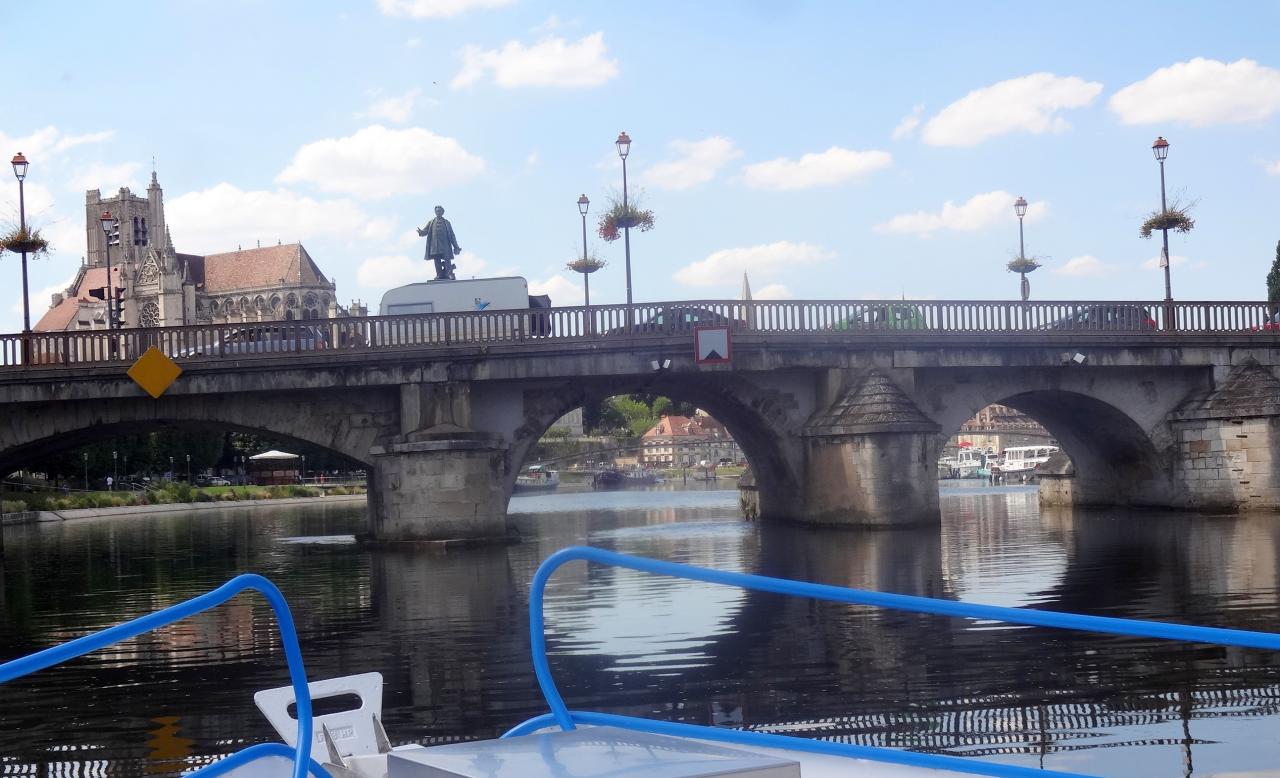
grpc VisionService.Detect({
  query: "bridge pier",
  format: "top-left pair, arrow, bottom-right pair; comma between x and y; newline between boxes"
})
366,437 -> 509,543
799,369 -> 941,526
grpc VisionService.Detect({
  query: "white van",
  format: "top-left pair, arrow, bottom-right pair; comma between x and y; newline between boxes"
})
376,277 -> 552,343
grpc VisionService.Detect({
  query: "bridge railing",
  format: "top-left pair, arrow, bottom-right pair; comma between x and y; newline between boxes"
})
1,300 -> 1276,368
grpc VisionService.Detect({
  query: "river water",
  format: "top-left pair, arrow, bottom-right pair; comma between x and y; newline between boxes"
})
3,482 -> 1280,777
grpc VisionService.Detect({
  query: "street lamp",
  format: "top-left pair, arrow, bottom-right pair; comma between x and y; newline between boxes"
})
301,455 -> 307,484
112,450 -> 118,491
83,452 -> 88,492
1013,196 -> 1030,301
169,455 -> 174,480
186,454 -> 191,484
578,194 -> 591,308
99,211 -> 120,330
615,132 -> 634,315
11,153 -> 30,334
1152,136 -> 1172,305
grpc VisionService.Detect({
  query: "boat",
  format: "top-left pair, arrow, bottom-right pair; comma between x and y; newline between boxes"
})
993,444 -> 1059,480
591,467 -> 657,489
513,464 -> 560,493
7,545 -> 1280,778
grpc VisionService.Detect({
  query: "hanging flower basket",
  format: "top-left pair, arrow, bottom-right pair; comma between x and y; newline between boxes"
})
597,199 -> 655,242
1006,257 -> 1041,275
1139,206 -> 1195,239
567,256 -> 607,274
0,225 -> 50,257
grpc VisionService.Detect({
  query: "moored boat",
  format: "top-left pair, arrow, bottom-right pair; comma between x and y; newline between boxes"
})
514,464 -> 560,493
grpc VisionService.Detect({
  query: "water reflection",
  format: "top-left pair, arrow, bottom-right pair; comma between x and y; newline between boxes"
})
3,488 -> 1280,775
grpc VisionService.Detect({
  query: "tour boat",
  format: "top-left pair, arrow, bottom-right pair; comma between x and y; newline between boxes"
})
591,467 -> 657,489
513,465 -> 560,494
5,545 -> 1279,778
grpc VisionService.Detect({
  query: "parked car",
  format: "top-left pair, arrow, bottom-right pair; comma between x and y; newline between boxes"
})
206,477 -> 230,486
1046,305 -> 1157,331
177,324 -> 329,357
1250,311 -> 1280,332
607,306 -> 747,335
833,303 -> 925,330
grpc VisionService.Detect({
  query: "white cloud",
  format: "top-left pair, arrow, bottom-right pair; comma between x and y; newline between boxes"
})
675,241 -> 834,287
921,73 -> 1103,147
406,37 -> 421,48
0,181 -> 56,221
1110,58 -> 1280,126
1051,255 -> 1115,277
892,105 -> 924,140
741,147 -> 892,191
641,137 -> 742,190
376,0 -> 514,18
356,89 -> 423,123
451,33 -> 619,89
66,162 -> 142,193
0,126 -> 114,161
356,254 -> 434,289
532,15 -> 565,33
529,274 -> 580,304
876,190 -> 1047,236
1266,160 -> 1280,176
277,125 -> 485,199
13,275 -> 77,317
1141,253 -> 1201,270
166,183 -> 388,255
755,283 -> 793,300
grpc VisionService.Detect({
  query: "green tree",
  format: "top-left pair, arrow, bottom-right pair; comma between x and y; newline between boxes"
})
1268,240 -> 1280,303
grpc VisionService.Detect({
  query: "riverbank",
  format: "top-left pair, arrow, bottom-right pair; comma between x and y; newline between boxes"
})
1,492 -> 367,525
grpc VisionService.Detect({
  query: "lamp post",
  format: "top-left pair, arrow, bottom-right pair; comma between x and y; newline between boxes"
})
186,454 -> 191,484
615,132 -> 633,317
83,452 -> 88,492
99,211 -> 120,330
1152,136 -> 1173,311
301,455 -> 307,484
11,153 -> 30,334
169,456 -> 174,481
1013,196 -> 1030,301
112,450 -> 118,491
578,194 -> 591,308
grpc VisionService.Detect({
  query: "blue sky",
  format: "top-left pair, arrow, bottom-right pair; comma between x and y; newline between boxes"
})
2,1 -> 1279,332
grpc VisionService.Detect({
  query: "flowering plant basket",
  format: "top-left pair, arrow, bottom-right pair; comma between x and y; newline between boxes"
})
0,225 -> 50,257
1006,256 -> 1042,275
597,196 -> 655,242
1139,203 -> 1195,239
567,256 -> 607,274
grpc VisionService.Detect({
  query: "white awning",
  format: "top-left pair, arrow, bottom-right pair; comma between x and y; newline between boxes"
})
248,449 -> 300,460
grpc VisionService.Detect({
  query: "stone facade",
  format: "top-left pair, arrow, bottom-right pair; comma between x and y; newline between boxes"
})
34,171 -> 364,333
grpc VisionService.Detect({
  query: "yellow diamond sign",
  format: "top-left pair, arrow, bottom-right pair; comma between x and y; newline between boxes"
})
128,346 -> 183,398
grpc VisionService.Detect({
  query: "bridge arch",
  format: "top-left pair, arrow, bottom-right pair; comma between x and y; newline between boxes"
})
504,374 -> 807,517
934,389 -> 1175,507
0,391 -> 393,477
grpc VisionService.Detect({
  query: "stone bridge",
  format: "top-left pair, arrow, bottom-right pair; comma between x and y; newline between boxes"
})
2,299 -> 1279,542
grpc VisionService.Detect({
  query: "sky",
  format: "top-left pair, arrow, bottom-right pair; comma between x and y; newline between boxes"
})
1,1 -> 1279,333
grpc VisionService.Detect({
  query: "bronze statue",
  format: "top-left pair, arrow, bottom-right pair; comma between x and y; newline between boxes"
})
417,205 -> 462,280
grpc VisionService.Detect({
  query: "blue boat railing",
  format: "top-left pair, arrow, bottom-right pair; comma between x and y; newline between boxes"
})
505,545 -> 1280,778
0,573 -> 329,778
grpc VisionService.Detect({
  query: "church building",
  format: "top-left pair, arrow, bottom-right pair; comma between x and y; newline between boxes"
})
35,172 -> 364,332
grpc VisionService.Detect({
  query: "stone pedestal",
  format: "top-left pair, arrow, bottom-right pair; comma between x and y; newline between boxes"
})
799,368 -> 941,527
367,436 -> 509,543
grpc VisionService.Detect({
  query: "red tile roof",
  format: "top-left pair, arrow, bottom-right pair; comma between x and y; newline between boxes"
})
200,243 -> 329,293
34,266 -> 122,332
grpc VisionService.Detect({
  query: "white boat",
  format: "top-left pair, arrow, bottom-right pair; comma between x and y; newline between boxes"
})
8,545 -> 1274,778
994,445 -> 1059,478
514,465 -> 560,493
937,449 -> 988,479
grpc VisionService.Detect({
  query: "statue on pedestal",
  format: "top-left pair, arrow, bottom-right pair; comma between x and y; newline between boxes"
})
418,205 -> 462,280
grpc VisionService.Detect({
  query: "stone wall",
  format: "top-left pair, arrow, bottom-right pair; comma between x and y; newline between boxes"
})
1171,417 -> 1280,510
